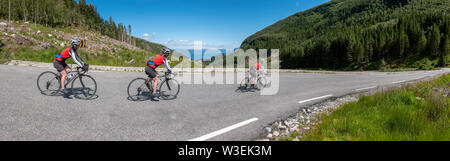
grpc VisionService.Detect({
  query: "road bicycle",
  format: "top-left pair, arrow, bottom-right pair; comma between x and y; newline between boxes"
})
239,71 -> 270,91
37,67 -> 97,99
127,72 -> 180,101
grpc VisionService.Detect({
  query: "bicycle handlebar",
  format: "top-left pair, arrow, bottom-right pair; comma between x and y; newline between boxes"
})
161,71 -> 177,78
76,67 -> 88,74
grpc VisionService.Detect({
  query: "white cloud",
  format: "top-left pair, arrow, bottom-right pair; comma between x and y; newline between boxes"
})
159,40 -> 232,50
142,32 -> 156,40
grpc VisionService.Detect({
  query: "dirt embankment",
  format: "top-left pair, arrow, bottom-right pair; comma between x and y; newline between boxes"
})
0,20 -> 143,54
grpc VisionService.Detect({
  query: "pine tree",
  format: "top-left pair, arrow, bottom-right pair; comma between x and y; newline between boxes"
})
439,35 -> 448,66
416,29 -> 427,56
428,24 -> 441,57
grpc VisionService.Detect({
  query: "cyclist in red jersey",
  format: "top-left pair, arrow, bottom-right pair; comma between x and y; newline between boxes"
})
145,48 -> 173,96
249,58 -> 266,88
53,39 -> 89,92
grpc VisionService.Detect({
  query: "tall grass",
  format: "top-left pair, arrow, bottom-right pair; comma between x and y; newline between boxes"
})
302,74 -> 450,141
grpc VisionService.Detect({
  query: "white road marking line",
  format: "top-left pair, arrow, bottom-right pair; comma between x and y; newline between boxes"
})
355,86 -> 377,91
189,118 -> 258,141
298,95 -> 333,104
392,80 -> 406,84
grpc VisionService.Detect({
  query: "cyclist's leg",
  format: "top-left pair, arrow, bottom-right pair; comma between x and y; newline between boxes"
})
54,61 -> 67,89
61,65 -> 71,89
145,66 -> 158,94
250,70 -> 257,86
152,76 -> 158,94
65,66 -> 72,74
60,70 -> 67,89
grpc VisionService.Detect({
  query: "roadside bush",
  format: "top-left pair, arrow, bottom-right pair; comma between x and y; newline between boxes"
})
0,40 -> 4,53
417,58 -> 434,70
378,59 -> 390,72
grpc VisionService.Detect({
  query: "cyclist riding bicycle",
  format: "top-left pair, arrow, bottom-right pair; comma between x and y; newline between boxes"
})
53,39 -> 89,92
146,48 -> 174,96
249,58 -> 266,88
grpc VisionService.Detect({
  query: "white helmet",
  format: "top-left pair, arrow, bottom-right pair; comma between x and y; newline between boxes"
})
260,58 -> 265,63
70,39 -> 81,47
162,48 -> 171,55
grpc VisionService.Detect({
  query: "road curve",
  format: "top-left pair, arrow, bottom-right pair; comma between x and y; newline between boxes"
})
0,64 -> 448,141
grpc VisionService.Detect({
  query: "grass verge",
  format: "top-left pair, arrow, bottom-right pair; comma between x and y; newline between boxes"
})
301,74 -> 450,141
0,47 -> 162,67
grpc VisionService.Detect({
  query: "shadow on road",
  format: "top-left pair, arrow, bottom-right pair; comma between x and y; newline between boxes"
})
235,86 -> 260,93
126,93 -> 160,102
40,88 -> 99,100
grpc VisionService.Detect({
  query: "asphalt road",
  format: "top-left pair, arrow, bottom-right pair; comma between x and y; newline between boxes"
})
0,64 -> 448,141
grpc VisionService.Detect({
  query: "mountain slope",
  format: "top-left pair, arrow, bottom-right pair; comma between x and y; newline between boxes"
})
0,0 -> 170,67
0,20 -> 165,67
0,0 -> 166,53
241,0 -> 450,70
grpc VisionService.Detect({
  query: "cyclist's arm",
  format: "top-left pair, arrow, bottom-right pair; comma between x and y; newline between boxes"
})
260,65 -> 266,74
69,49 -> 85,67
163,57 -> 173,73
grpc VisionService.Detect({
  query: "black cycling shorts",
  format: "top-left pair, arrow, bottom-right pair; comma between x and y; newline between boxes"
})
53,60 -> 68,72
145,66 -> 158,78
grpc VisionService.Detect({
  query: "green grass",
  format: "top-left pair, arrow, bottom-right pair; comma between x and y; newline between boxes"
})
0,46 -> 158,67
0,46 -> 187,68
301,74 -> 450,141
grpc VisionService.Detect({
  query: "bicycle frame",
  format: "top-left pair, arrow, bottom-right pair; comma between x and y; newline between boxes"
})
145,72 -> 174,91
56,67 -> 86,88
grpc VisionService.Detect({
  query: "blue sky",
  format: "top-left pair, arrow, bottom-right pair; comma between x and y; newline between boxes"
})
84,0 -> 329,50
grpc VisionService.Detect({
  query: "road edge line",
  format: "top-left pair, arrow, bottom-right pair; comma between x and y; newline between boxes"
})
189,118 -> 259,141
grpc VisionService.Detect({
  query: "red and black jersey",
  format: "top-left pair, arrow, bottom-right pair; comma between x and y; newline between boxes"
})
147,54 -> 165,69
55,47 -> 72,62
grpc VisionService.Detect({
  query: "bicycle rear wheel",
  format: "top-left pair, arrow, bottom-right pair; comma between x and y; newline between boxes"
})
159,79 -> 180,100
71,74 -> 97,100
127,78 -> 151,101
239,77 -> 251,91
37,71 -> 61,96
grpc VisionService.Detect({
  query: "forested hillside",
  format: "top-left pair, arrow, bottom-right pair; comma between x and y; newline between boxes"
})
0,0 -> 165,54
241,0 -> 450,70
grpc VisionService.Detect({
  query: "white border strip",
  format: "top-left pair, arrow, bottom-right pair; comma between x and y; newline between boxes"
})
392,80 -> 406,84
189,118 -> 259,141
298,95 -> 332,104
90,71 -> 105,73
355,86 -> 377,91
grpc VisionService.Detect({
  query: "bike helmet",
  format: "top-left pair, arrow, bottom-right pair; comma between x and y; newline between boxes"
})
162,48 -> 171,55
71,39 -> 81,47
260,58 -> 265,63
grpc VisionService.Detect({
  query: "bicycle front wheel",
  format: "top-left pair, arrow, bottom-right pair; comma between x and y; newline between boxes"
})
257,77 -> 267,89
71,74 -> 97,100
37,71 -> 61,96
159,79 -> 180,100
127,78 -> 152,101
